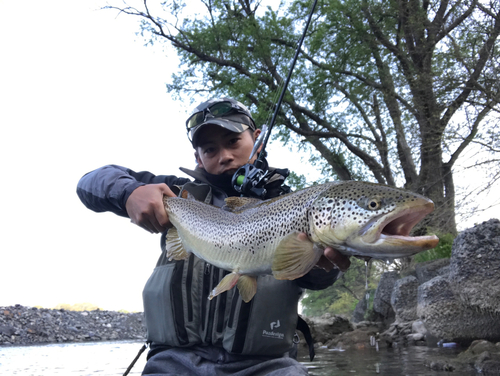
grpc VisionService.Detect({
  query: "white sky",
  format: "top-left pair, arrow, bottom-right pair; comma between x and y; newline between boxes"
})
0,0 -> 497,312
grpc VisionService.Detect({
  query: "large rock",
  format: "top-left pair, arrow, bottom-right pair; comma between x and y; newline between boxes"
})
457,340 -> 500,374
372,271 -> 398,322
352,293 -> 368,323
412,219 -> 500,345
390,276 -> 418,322
417,276 -> 500,344
414,258 -> 450,284
425,340 -> 500,374
449,219 -> 500,314
304,313 -> 353,345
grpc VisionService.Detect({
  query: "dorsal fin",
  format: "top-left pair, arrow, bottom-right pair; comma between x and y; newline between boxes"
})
180,189 -> 197,201
223,197 -> 263,212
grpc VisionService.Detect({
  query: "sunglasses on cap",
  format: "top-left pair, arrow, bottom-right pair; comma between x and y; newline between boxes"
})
186,101 -> 254,131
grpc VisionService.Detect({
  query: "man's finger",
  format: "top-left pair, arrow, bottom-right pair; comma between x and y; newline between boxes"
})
323,247 -> 350,272
315,255 -> 334,272
153,208 -> 171,233
160,184 -> 177,198
134,220 -> 154,234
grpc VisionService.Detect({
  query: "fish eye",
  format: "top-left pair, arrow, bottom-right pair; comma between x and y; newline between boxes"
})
367,198 -> 382,210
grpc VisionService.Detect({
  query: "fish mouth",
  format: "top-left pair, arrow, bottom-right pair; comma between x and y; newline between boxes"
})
380,202 -> 435,238
357,201 -> 439,257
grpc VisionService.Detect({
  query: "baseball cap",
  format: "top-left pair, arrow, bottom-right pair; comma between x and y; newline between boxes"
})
186,98 -> 256,147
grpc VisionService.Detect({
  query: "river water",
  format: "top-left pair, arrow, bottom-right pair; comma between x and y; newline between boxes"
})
0,340 -> 477,376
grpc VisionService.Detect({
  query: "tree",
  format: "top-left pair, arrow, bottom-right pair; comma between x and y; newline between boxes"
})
110,0 -> 500,235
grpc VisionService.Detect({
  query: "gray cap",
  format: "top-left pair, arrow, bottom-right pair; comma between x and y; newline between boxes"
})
187,98 -> 256,147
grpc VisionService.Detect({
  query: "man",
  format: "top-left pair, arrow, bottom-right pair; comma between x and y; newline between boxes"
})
77,98 -> 350,375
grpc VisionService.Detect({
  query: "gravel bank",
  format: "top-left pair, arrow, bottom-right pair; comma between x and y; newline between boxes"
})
0,305 -> 146,346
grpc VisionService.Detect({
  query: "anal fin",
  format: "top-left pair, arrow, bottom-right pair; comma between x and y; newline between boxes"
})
272,232 -> 322,280
237,275 -> 257,303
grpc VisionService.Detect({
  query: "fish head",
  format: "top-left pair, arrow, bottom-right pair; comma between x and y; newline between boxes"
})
308,181 -> 439,259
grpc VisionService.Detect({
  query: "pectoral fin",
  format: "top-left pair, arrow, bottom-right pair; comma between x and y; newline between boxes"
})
166,227 -> 190,261
272,232 -> 322,280
237,275 -> 257,303
209,272 -> 240,300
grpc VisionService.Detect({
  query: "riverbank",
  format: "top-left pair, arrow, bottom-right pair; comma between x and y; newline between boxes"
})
0,305 -> 145,346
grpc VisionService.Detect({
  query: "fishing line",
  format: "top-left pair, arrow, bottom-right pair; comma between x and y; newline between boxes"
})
232,0 -> 319,197
256,0 -> 319,167
262,0 -> 318,133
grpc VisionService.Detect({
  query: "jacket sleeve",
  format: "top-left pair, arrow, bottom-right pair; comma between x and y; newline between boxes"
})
76,164 -> 191,218
296,268 -> 341,290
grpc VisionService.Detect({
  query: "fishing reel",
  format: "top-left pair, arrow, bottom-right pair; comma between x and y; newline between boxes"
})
231,124 -> 270,198
232,125 -> 290,199
232,161 -> 270,199
232,123 -> 279,198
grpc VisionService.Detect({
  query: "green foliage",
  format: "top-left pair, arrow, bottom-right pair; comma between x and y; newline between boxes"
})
301,283 -> 341,317
113,0 -> 500,234
327,291 -> 359,316
286,171 -> 308,191
413,233 -> 455,263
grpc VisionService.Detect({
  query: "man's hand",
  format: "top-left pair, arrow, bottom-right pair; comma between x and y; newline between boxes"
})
125,183 -> 177,234
316,247 -> 351,273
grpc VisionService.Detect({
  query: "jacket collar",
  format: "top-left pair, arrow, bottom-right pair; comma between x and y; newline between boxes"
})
179,166 -> 240,197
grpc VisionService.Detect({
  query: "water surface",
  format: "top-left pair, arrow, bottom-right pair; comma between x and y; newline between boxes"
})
0,341 -> 146,376
0,341 -> 476,375
300,345 -> 474,375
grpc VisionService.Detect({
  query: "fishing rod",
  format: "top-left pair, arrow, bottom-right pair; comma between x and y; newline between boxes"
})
232,0 -> 319,198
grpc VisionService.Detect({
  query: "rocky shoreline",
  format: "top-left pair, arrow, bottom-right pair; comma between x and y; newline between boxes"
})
0,305 -> 146,346
302,219 -> 500,374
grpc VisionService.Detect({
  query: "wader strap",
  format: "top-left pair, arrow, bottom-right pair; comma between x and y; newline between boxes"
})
297,316 -> 315,361
123,342 -> 148,376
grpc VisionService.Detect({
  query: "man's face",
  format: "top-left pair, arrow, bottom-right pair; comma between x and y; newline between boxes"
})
195,124 -> 262,175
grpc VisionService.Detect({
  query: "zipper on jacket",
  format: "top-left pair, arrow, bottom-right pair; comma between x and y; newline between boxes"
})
201,262 -> 210,332
205,265 -> 220,344
186,256 -> 194,322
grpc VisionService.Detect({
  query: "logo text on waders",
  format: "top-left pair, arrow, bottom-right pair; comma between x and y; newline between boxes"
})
262,319 -> 284,340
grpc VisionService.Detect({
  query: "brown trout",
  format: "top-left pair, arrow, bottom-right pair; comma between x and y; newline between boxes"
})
163,181 -> 439,302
